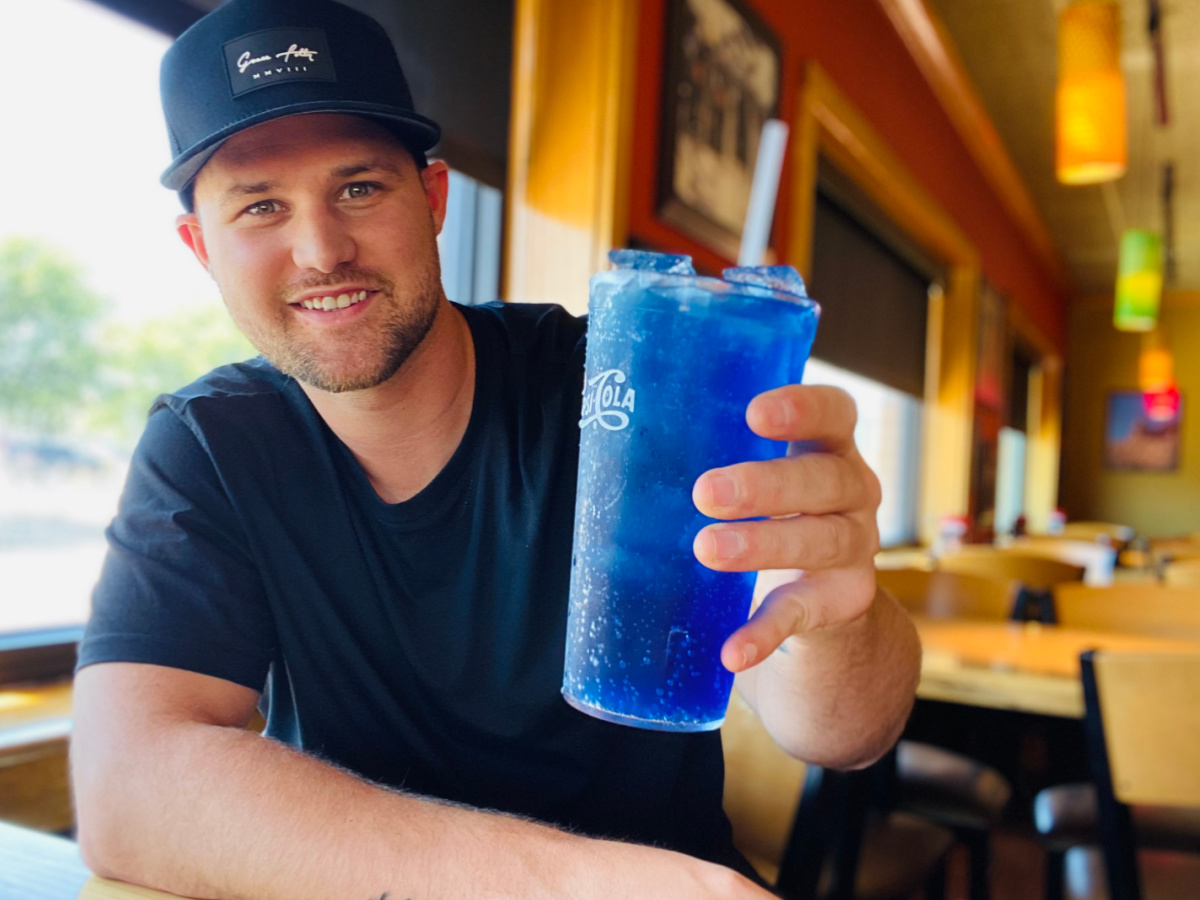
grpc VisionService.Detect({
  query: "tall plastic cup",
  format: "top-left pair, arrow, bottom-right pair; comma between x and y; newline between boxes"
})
562,250 -> 820,732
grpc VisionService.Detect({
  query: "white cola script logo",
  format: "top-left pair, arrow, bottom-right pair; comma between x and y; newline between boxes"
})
237,44 -> 319,75
580,369 -> 636,431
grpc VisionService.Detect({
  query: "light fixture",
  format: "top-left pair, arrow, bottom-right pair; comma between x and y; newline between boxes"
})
1138,343 -> 1174,393
1114,230 -> 1163,332
1057,0 -> 1126,185
1143,385 -> 1180,424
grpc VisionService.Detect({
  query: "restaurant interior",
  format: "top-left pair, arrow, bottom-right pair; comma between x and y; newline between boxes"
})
2,0 -> 1199,898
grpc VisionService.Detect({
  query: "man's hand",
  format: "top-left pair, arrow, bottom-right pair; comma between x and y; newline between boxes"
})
691,384 -> 881,673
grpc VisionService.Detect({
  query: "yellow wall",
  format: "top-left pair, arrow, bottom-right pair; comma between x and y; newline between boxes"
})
1061,293 -> 1200,536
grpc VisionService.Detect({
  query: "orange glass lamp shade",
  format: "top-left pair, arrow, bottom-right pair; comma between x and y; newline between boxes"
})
1057,0 -> 1126,185
1114,230 -> 1163,332
1138,345 -> 1174,393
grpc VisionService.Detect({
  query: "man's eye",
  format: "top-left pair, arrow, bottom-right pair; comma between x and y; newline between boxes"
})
245,200 -> 281,216
341,182 -> 377,200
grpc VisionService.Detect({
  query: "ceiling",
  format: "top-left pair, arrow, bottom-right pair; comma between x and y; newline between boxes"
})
925,0 -> 1200,297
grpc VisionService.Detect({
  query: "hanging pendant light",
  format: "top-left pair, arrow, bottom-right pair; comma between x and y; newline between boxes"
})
1114,230 -> 1163,332
1138,330 -> 1174,391
1057,0 -> 1126,185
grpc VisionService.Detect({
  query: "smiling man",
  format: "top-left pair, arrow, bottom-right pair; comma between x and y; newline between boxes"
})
70,1 -> 920,898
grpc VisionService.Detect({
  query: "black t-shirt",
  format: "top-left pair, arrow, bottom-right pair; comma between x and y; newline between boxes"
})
80,301 -> 755,876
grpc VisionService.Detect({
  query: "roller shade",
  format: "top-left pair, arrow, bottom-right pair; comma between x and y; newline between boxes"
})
808,191 -> 931,398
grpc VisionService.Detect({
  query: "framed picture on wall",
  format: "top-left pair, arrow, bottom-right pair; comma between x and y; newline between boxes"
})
657,0 -> 782,260
1104,390 -> 1183,472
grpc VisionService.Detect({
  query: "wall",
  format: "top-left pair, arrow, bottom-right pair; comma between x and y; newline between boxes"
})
1060,294 -> 1200,536
626,0 -> 1069,350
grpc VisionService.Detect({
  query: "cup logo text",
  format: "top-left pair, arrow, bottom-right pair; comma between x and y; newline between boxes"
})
580,369 -> 636,431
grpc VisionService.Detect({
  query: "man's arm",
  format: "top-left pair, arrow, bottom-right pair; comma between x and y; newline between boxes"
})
692,385 -> 921,768
72,662 -> 774,900
732,581 -> 919,768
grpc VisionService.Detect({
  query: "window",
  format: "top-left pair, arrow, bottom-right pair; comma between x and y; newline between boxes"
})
803,359 -> 923,547
0,0 -> 502,639
994,427 -> 1027,536
0,0 -> 231,637
437,170 -> 504,306
806,174 -> 935,549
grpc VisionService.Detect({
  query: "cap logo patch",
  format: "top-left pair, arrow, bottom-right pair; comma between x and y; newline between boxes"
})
223,28 -> 337,98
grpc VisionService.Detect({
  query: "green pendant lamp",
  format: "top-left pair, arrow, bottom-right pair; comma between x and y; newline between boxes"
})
1114,229 -> 1163,332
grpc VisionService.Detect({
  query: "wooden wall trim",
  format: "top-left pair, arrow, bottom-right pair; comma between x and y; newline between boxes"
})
503,0 -> 638,311
788,63 -> 978,277
788,60 -> 982,541
874,0 -> 1073,295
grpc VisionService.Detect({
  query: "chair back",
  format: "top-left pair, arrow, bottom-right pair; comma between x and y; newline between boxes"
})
1053,583 -> 1200,640
1004,538 -> 1117,585
875,568 -> 1018,621
721,691 -> 807,883
1058,521 -> 1134,546
938,550 -> 1084,590
1080,650 -> 1200,900
1163,556 -> 1200,588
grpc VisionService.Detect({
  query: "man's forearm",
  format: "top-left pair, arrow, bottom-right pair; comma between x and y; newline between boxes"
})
74,715 -> 775,900
734,585 -> 921,769
76,719 -> 605,900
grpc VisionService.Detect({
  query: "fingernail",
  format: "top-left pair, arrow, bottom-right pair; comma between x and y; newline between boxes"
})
741,644 -> 759,668
763,398 -> 791,429
706,472 -> 739,508
710,527 -> 746,560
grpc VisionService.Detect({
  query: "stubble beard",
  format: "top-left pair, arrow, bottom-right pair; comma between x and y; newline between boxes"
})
234,262 -> 443,394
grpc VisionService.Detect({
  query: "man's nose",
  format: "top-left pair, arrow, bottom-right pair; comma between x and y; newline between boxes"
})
290,208 -> 356,273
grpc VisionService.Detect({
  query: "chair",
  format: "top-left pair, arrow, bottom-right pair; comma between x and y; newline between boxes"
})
1042,651 -> 1200,900
876,568 -> 1019,621
874,568 -> 1018,900
1051,583 -> 1200,640
1161,557 -> 1200,588
1057,522 -> 1134,548
937,549 -> 1085,591
1005,539 -> 1118,586
721,692 -> 953,899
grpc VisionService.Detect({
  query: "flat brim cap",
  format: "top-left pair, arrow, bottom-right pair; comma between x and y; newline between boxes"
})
160,0 -> 440,190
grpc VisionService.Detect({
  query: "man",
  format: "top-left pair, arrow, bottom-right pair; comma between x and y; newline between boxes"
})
71,0 -> 920,897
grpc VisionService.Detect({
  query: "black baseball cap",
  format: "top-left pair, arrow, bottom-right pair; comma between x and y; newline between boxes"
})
160,0 -> 441,192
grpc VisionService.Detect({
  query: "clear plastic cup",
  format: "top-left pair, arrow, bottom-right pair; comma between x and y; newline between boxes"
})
562,250 -> 820,731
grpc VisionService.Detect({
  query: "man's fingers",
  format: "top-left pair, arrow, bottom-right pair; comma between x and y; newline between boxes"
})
746,384 -> 858,447
693,512 -> 878,573
720,568 -> 878,672
694,452 -> 881,520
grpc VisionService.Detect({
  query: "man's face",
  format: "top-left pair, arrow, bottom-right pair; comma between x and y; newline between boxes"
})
178,113 -> 449,393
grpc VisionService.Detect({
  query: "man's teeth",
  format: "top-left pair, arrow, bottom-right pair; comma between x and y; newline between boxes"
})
300,290 -> 369,310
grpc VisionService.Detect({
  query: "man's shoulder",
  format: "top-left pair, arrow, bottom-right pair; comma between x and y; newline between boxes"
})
459,301 -> 586,366
151,356 -> 295,422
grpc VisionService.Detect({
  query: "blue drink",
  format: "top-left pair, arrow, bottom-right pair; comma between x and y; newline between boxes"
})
562,251 -> 820,731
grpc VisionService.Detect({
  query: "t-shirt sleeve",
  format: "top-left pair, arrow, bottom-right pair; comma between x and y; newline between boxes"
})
77,404 -> 277,691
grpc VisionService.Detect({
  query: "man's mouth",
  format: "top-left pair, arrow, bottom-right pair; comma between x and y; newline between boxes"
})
296,289 -> 370,311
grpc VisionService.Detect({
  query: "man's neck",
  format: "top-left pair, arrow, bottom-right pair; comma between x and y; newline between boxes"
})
300,301 -> 476,504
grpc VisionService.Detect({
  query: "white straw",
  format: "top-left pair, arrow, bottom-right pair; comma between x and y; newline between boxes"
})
737,119 -> 790,267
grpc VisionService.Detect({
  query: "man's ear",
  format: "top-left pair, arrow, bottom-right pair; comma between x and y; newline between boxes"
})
176,213 -> 211,272
421,160 -> 451,236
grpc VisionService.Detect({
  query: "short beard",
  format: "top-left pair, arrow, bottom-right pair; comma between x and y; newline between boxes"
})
244,262 -> 442,394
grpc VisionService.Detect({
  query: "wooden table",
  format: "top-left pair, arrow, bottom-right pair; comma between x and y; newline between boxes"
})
914,616 -> 1200,718
77,878 -> 183,899
0,819 -> 185,900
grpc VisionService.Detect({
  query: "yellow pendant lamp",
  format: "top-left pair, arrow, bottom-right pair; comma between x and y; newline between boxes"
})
1057,0 -> 1126,185
1114,230 -> 1163,332
1138,331 -> 1174,392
